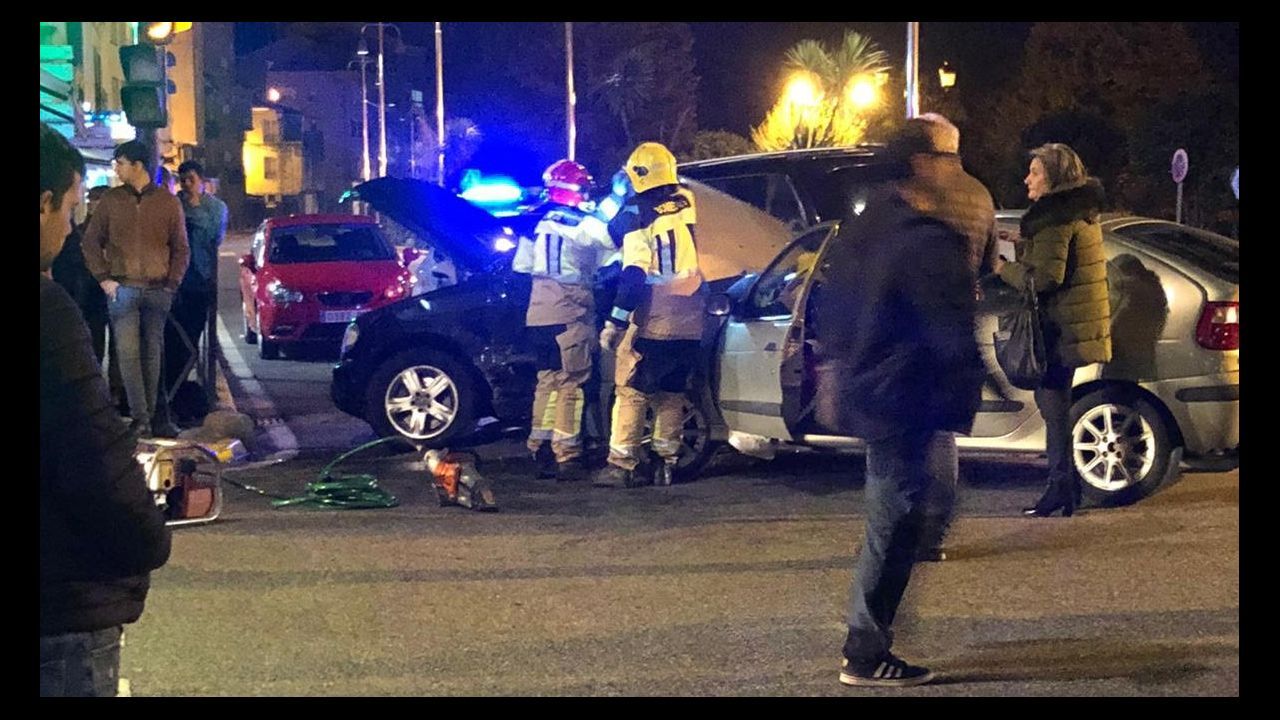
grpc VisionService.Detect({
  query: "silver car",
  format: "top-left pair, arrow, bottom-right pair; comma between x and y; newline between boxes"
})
705,215 -> 1238,506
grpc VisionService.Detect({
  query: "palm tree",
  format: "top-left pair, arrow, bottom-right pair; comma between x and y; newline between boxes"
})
753,30 -> 891,151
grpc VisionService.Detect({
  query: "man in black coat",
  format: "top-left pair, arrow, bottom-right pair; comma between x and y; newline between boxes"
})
808,115 -> 996,687
40,123 -> 172,697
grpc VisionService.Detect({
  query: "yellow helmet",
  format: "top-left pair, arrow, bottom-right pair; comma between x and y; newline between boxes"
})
625,142 -> 678,194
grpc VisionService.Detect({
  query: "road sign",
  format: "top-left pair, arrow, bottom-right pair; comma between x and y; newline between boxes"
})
1171,148 -> 1189,184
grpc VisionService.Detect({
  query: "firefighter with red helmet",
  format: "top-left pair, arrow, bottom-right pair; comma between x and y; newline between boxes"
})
595,142 -> 706,489
513,159 -> 615,481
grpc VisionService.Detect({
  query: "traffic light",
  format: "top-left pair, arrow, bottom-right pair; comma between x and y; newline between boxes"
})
119,44 -> 167,128
141,22 -> 192,45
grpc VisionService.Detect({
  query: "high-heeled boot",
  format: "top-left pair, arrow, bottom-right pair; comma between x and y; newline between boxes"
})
1022,476 -> 1076,517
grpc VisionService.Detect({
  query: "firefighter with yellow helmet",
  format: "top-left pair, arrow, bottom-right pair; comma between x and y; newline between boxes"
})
595,142 -> 706,489
513,159 -> 616,481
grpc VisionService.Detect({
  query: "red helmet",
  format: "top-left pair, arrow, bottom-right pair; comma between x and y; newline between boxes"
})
543,159 -> 592,207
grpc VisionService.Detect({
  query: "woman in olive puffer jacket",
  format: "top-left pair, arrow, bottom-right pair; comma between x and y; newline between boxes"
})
998,143 -> 1112,517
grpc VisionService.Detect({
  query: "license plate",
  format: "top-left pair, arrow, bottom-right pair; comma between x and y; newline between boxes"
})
321,309 -> 364,324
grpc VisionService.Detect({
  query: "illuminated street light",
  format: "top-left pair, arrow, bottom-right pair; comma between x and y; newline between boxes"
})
848,77 -> 878,108
142,22 -> 192,45
784,73 -> 821,108
266,87 -> 281,103
938,61 -> 956,90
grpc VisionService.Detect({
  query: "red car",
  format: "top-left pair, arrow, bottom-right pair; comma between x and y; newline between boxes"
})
239,214 -> 418,359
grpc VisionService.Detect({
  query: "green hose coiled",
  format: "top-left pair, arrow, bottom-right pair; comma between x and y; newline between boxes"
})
271,436 -> 403,509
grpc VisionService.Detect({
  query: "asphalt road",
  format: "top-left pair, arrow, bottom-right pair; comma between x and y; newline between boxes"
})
149,231 -> 1238,696
121,447 -> 1239,696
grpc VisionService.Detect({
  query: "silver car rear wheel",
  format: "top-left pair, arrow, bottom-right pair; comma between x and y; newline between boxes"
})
1070,388 -> 1176,506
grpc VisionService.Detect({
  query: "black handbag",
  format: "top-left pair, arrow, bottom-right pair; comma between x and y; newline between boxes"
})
992,275 -> 1046,390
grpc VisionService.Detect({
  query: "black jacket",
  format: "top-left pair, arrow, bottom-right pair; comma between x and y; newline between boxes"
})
40,274 -> 171,635
808,155 -> 993,441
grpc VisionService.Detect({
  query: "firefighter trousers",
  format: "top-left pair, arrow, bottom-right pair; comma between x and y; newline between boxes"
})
607,335 -> 699,471
526,320 -> 594,463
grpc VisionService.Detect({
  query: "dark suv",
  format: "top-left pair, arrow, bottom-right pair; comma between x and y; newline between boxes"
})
331,147 -> 897,476
678,145 -> 897,230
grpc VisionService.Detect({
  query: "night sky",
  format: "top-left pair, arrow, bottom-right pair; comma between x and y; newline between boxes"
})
234,22 -> 1036,138
234,21 -> 1236,178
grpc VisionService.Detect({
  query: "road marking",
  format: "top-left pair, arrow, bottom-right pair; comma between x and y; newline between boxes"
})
216,313 -> 299,457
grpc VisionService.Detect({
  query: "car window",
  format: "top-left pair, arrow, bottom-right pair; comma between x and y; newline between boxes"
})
808,165 -> 897,224
1111,223 -> 1239,285
701,173 -> 807,232
268,225 -> 396,264
743,225 -> 832,319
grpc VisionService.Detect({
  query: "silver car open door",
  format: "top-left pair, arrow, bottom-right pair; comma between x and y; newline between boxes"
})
715,224 -> 837,442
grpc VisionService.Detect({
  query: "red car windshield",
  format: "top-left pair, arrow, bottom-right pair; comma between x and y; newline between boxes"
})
269,225 -> 396,264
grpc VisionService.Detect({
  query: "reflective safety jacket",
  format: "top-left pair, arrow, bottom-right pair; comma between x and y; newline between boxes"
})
514,204 -> 615,326
608,185 -> 706,341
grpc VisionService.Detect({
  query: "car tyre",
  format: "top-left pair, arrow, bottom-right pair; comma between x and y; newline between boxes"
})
259,339 -> 280,360
1070,387 -> 1178,507
642,392 -> 720,484
366,349 -> 477,448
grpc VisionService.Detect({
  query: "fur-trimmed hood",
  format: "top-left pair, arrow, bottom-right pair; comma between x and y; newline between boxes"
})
895,153 -> 997,273
1021,177 -> 1105,239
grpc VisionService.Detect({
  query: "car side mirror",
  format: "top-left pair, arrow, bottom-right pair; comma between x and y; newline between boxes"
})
239,253 -> 257,272
401,247 -> 422,266
707,293 -> 733,317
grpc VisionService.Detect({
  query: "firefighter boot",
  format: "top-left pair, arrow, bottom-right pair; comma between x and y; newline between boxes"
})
533,441 -> 558,479
593,462 -> 652,489
556,459 -> 587,483
655,458 -> 677,487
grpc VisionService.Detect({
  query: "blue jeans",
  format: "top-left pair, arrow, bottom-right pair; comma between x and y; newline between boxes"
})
39,626 -> 123,697
108,286 -> 174,429
844,429 -> 957,664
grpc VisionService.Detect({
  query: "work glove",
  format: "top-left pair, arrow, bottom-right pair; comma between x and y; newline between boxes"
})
600,322 -> 624,353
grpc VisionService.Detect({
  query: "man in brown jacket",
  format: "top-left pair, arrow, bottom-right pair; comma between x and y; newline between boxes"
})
82,140 -> 190,437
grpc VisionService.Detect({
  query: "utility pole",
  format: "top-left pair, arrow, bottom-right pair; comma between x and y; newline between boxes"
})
906,22 -> 919,119
566,22 -> 576,161
435,22 -> 445,187
377,24 -> 388,177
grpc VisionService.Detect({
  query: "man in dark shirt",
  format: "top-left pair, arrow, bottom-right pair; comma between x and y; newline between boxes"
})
163,161 -> 228,419
40,122 -> 172,697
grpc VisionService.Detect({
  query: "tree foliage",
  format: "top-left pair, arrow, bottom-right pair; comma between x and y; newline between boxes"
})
573,23 -> 700,173
752,31 -> 890,151
965,22 -> 1219,211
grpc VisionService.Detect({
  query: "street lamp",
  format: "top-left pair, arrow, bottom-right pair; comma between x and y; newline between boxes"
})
359,23 -> 403,177
784,73 -> 820,108
938,61 -> 956,90
847,77 -> 878,109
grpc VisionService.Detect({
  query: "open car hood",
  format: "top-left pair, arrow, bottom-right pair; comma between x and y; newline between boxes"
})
345,177 -> 514,273
682,179 -> 794,281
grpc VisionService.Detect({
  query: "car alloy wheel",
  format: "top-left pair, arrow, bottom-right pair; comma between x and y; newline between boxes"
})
641,394 -> 718,482
1069,388 -> 1176,506
1073,403 -> 1156,492
384,364 -> 461,440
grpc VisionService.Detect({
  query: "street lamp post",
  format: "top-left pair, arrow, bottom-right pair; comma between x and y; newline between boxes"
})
906,21 -> 919,119
435,22 -> 445,187
566,22 -> 576,161
348,55 -> 372,182
359,23 -> 402,178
